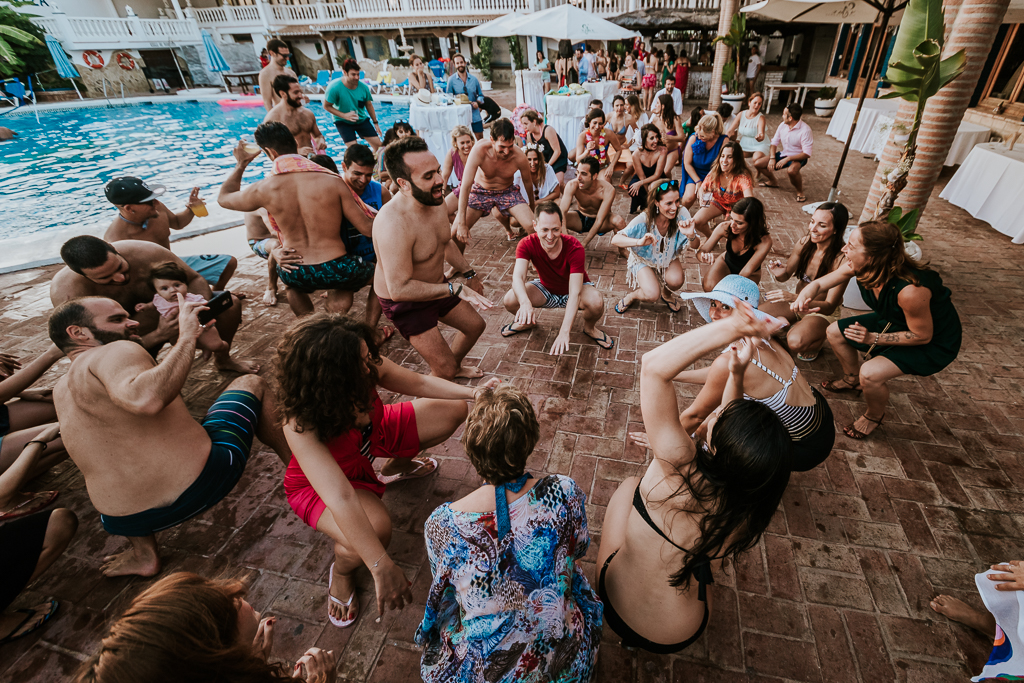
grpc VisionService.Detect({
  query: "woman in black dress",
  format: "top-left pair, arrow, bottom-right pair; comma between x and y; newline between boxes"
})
794,221 -> 962,440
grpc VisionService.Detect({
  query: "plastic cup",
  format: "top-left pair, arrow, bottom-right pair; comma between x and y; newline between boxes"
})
243,142 -> 261,155
190,202 -> 208,217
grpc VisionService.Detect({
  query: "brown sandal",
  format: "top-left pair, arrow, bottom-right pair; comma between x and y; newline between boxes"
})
821,375 -> 861,393
843,413 -> 885,440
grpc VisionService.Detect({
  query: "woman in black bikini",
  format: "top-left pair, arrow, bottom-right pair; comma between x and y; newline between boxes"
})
627,124 -> 666,213
597,301 -> 792,654
520,109 -> 569,186
698,195 -> 772,292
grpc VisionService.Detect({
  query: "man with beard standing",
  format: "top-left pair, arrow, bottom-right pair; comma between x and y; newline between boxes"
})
374,136 -> 492,380
258,38 -> 297,111
47,296 -> 290,577
325,58 -> 382,151
445,53 -> 485,139
264,75 -> 326,156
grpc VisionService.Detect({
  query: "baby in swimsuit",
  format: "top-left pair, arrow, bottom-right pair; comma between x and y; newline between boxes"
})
142,262 -> 229,358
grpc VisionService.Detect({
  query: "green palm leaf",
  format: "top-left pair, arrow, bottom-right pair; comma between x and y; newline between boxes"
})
0,24 -> 40,46
0,36 -> 19,65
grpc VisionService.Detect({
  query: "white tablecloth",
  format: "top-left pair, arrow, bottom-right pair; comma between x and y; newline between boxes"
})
945,122 -> 991,166
583,80 -> 620,106
409,102 -> 472,164
939,142 -> 1024,244
515,70 -> 546,111
546,93 -> 591,153
826,98 -> 901,145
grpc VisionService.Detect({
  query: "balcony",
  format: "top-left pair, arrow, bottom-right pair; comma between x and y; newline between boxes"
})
33,13 -> 202,50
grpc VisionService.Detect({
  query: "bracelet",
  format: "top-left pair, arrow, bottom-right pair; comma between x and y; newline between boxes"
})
462,269 -> 476,280
455,283 -> 464,298
372,551 -> 387,568
26,440 -> 47,450
448,281 -> 455,297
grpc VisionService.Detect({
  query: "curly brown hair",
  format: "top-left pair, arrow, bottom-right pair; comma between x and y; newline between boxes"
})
275,313 -> 381,443
462,385 -> 539,485
77,572 -> 295,683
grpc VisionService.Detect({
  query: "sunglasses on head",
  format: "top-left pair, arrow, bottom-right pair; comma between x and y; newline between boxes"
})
657,180 -> 679,192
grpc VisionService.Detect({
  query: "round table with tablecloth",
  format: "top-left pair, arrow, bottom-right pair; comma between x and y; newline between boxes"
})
409,101 -> 473,165
545,93 -> 591,155
826,98 -> 901,149
515,70 -> 546,111
582,80 -> 620,107
943,122 -> 991,166
939,142 -> 1024,244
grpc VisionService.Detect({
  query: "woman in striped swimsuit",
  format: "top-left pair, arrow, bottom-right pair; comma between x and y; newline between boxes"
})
672,275 -> 836,471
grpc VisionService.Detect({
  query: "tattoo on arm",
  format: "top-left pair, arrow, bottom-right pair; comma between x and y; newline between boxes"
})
877,331 -> 918,344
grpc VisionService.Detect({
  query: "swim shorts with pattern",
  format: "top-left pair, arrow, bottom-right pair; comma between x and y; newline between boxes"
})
276,254 -> 374,294
467,183 -> 527,217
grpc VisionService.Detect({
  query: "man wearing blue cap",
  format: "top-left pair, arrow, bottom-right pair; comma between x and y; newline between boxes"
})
103,176 -> 237,292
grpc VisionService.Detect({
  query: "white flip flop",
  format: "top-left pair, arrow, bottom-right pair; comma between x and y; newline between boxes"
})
327,562 -> 357,628
377,457 -> 437,486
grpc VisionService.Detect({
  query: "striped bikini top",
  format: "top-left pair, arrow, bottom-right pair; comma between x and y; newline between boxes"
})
744,347 -> 820,441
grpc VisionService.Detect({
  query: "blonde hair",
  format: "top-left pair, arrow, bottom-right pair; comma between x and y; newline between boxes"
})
696,112 -> 724,136
854,221 -> 929,290
450,125 -> 474,147
462,385 -> 539,485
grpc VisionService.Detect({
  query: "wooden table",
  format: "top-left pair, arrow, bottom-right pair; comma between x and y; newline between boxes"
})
224,71 -> 260,94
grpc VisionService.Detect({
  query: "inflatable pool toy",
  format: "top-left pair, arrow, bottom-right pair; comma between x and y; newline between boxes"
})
218,96 -> 264,107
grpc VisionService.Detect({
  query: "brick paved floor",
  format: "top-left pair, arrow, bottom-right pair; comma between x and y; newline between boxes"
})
3,102 -> 1024,682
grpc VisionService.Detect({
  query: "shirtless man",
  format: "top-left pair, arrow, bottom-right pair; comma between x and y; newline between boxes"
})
48,295 -> 290,576
452,118 -> 535,249
258,38 -> 296,111
559,156 -> 627,252
103,176 -> 236,291
218,121 -> 375,317
244,210 -> 281,306
375,136 -> 492,380
264,74 -> 326,156
341,143 -> 392,332
50,236 -> 257,374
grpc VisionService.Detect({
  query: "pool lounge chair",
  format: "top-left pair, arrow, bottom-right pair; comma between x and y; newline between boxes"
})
314,70 -> 330,92
369,71 -> 392,95
389,78 -> 411,96
1,78 -> 35,108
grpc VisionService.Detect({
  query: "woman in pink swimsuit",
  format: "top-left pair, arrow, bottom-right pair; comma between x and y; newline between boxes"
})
441,124 -> 475,224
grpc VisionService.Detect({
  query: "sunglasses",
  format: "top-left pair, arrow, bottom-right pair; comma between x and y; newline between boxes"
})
657,180 -> 679,192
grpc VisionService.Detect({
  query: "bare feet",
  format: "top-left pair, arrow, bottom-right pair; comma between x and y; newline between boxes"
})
215,355 -> 260,375
328,565 -> 358,624
101,546 -> 161,578
454,365 -> 484,379
263,288 -> 278,306
930,594 -> 997,638
380,456 -> 437,479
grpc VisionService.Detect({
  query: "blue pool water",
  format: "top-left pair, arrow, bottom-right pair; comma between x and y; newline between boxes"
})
0,99 -> 408,267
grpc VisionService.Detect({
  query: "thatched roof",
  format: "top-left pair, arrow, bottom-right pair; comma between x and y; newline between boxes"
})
608,7 -> 806,34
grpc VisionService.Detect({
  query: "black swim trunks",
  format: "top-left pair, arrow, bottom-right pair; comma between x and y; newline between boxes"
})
569,211 -> 609,235
276,254 -> 374,294
99,390 -> 261,538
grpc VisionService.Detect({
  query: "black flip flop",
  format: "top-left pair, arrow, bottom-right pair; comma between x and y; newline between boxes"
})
501,322 -> 530,338
585,330 -> 615,350
0,599 -> 58,646
661,294 -> 682,313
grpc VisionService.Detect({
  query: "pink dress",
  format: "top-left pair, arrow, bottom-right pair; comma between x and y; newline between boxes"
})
153,292 -> 207,317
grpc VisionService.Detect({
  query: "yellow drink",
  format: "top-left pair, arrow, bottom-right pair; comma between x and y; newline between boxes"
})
190,202 -> 208,217
243,142 -> 261,155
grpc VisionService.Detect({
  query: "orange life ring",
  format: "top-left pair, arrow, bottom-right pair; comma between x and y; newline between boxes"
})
83,50 -> 104,70
115,52 -> 136,71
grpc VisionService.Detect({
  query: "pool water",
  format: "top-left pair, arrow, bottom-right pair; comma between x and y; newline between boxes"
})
0,99 -> 408,269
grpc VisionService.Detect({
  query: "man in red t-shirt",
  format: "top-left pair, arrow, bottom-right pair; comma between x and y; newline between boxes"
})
499,201 -> 613,353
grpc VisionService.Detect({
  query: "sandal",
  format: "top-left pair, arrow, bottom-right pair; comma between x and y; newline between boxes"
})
843,413 -> 885,440
0,490 -> 58,523
584,329 -> 615,350
796,350 -> 820,363
758,181 -> 779,188
796,194 -> 807,202
327,563 -> 358,628
661,293 -> 682,313
376,326 -> 395,345
821,375 -> 861,393
377,457 -> 437,485
0,599 -> 58,645
614,297 -> 634,315
501,322 -> 532,338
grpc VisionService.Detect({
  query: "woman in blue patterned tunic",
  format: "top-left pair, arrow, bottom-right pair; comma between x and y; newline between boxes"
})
415,385 -> 601,682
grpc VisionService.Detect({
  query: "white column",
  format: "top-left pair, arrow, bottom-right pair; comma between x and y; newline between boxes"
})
168,0 -> 185,20
254,0 -> 272,31
325,37 -> 339,68
528,36 -> 536,67
352,36 -> 365,61
440,36 -> 449,58
388,38 -> 398,59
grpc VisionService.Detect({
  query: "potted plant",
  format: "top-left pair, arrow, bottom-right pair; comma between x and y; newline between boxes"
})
713,13 -> 748,109
470,37 -> 493,91
813,86 -> 838,117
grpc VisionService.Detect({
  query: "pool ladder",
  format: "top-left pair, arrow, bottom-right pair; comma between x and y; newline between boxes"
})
101,78 -> 126,106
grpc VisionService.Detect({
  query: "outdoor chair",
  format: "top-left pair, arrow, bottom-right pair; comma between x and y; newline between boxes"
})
428,60 -> 445,79
369,71 -> 392,95
314,70 -> 330,92
389,78 -> 412,96
1,78 -> 34,108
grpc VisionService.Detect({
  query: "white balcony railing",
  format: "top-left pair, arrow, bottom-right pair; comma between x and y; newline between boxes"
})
42,15 -> 201,49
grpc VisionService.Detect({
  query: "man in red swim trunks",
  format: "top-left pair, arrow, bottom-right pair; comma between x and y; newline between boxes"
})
452,118 -> 535,249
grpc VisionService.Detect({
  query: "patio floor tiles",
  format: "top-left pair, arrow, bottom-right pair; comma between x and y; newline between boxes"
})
3,104 -> 1023,681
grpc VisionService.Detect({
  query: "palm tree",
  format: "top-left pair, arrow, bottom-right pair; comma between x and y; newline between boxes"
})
0,22 -> 42,79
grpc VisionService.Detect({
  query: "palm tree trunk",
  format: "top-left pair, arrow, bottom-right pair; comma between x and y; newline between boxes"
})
709,0 -> 738,110
860,0 -> 1010,224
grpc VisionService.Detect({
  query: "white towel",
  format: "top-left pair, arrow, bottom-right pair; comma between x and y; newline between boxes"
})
973,564 -> 1024,681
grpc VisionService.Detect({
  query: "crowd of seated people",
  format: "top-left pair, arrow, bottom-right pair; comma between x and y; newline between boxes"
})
0,40 -> 969,682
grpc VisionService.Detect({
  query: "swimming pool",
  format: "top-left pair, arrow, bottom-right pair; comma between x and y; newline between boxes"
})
0,99 -> 408,270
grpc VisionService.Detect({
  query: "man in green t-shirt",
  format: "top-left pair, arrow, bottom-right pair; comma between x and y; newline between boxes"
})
324,58 -> 382,151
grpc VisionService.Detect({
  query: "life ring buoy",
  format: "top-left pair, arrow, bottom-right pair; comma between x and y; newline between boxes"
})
83,50 -> 104,70
115,52 -> 136,71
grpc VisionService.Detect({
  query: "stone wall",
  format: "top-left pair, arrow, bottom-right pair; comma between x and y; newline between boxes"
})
290,48 -> 331,80
180,43 -> 260,88
72,51 -> 151,97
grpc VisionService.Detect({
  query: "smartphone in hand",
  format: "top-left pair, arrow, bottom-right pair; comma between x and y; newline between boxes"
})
197,291 -> 233,325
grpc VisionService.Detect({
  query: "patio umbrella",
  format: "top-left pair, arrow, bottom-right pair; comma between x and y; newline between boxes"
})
740,0 -> 907,203
44,33 -> 82,100
493,4 -> 640,42
201,29 -> 231,89
463,11 -> 529,38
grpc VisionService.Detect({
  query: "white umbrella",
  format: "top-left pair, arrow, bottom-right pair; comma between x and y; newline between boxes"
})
481,4 -> 639,41
463,11 -> 529,38
741,0 -> 903,24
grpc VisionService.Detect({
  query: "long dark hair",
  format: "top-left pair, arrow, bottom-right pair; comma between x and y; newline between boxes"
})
795,201 -> 848,281
668,400 -> 792,588
731,196 -> 769,251
275,314 -> 382,443
704,141 -> 752,188
688,106 -> 704,131
855,220 -> 929,289
639,122 -> 662,151
644,179 -> 680,238
656,93 -> 677,130
77,573 -> 295,683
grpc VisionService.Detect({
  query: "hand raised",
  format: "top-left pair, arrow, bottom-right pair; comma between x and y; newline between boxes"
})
727,338 -> 755,375
252,616 -> 276,660
729,299 -> 786,339
176,293 -> 208,342
234,139 -> 260,164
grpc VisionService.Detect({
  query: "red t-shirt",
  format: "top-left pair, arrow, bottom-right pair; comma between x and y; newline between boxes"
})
515,234 -> 590,296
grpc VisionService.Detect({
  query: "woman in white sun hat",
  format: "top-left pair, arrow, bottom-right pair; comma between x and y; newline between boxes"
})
669,274 -> 836,472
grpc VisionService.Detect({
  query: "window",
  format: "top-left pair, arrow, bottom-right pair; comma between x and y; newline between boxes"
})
984,25 -> 1024,103
232,34 -> 253,44
362,36 -> 389,62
